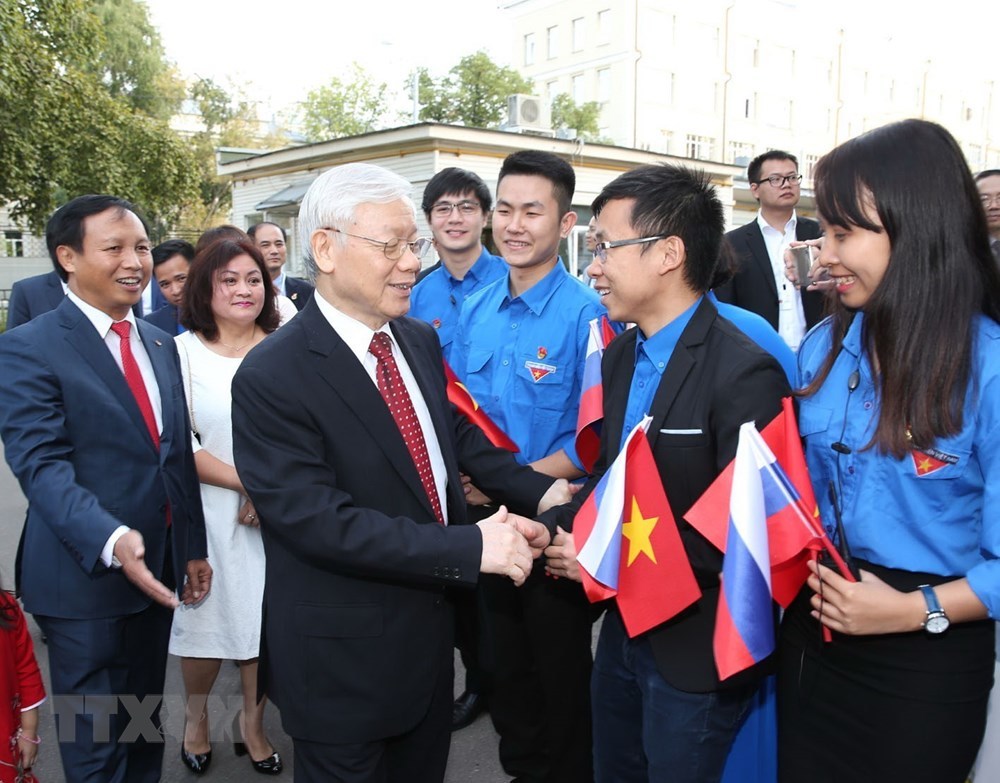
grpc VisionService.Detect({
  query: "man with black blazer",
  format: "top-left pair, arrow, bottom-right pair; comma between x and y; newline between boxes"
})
714,150 -> 823,349
0,195 -> 212,782
144,238 -> 195,335
231,163 -> 571,783
248,220 -> 315,310
542,165 -> 789,783
6,269 -> 65,329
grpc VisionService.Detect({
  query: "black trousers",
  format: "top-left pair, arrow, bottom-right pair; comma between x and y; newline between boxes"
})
778,562 -> 995,783
482,569 -> 596,783
292,648 -> 453,783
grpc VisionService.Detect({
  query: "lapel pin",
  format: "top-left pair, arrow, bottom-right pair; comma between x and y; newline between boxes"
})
154,339 -> 163,346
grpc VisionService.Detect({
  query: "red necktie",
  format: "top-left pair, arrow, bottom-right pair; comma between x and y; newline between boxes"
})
110,321 -> 160,450
369,332 -> 444,524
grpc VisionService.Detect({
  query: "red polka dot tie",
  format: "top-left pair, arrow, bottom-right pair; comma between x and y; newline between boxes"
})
369,332 -> 444,525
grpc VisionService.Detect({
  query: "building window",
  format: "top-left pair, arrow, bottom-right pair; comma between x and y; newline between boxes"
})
572,73 -> 585,104
546,80 -> 559,105
547,25 -> 559,59
803,153 -> 820,181
3,231 -> 23,258
572,17 -> 585,52
727,141 -> 755,164
597,9 -> 611,44
524,33 -> 536,66
597,68 -> 611,103
685,134 -> 714,160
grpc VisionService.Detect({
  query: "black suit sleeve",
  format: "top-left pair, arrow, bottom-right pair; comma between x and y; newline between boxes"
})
232,360 -> 484,588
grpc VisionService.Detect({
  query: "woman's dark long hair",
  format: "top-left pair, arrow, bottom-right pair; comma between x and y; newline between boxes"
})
802,119 -> 1000,457
180,238 -> 280,341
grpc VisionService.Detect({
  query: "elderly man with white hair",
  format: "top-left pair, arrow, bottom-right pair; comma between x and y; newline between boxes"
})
231,162 -> 572,783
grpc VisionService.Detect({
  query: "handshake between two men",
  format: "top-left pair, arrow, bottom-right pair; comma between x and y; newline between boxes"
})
475,478 -> 575,586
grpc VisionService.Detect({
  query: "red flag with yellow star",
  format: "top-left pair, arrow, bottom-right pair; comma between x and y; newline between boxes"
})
616,429 -> 701,636
576,418 -> 701,637
443,360 -> 519,452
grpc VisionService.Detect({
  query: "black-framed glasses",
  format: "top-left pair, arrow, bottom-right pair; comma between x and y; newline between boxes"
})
323,227 -> 432,261
593,235 -> 667,262
754,174 -> 803,187
430,200 -> 481,218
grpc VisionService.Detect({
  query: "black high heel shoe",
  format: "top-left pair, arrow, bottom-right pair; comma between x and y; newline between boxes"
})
181,718 -> 212,775
233,712 -> 283,775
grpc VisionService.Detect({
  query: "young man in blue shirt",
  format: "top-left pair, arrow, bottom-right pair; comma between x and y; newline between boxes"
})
410,167 -> 507,365
410,168 -> 509,729
452,150 -> 605,783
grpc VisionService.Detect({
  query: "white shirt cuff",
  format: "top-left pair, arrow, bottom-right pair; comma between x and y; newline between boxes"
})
101,526 -> 131,568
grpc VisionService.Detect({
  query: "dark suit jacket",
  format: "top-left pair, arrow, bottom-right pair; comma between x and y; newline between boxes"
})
231,300 -> 552,744
715,216 -> 825,331
541,298 -> 789,692
0,299 -> 207,618
284,276 -> 314,311
6,271 -> 64,330
144,303 -> 182,334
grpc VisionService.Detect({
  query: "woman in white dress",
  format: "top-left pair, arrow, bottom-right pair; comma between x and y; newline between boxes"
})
169,238 -> 282,775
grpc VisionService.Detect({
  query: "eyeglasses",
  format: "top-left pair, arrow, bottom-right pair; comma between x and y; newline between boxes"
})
323,227 -> 432,261
430,200 -> 481,218
754,174 -> 803,188
980,194 -> 1000,207
593,235 -> 667,262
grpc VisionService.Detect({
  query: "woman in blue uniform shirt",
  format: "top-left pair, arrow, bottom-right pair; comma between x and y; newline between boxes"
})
778,119 -> 1000,783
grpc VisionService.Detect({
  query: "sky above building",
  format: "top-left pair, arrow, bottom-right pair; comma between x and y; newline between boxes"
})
146,0 -> 510,111
145,0 -> 997,117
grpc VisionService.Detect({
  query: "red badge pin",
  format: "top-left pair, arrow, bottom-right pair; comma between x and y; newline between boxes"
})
537,346 -> 547,359
432,318 -> 442,329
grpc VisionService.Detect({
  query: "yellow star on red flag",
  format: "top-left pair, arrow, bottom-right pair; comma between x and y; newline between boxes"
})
622,497 -> 658,566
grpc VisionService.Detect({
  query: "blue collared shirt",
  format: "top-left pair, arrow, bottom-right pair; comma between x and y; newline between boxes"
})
409,248 -> 507,364
797,312 -> 1000,617
620,298 -> 701,450
452,261 -> 606,468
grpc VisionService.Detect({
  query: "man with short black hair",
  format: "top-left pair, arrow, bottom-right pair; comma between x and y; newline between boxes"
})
715,150 -> 823,349
144,238 -> 194,334
0,195 -> 211,782
248,221 -> 314,310
452,149 -> 605,783
543,163 -> 789,783
410,167 -> 507,365
409,166 -> 508,730
976,170 -> 1000,263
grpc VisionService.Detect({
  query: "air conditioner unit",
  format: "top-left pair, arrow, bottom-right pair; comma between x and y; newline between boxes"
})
507,94 -> 550,132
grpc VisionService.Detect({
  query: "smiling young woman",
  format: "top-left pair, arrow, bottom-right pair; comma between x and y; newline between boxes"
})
779,119 -> 1000,783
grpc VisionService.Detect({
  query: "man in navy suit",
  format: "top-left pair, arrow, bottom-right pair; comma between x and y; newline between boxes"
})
6,269 -> 65,329
248,221 -> 314,310
714,150 -> 824,349
0,195 -> 212,783
144,239 -> 194,334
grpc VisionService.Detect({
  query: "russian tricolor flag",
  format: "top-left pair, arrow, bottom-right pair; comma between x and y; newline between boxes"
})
574,316 -> 617,474
714,423 -> 782,680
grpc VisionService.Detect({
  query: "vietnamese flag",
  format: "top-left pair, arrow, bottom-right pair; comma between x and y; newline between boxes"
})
443,360 -> 518,452
575,417 -> 701,637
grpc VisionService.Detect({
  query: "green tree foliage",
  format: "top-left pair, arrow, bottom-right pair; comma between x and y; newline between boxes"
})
302,64 -> 390,141
86,0 -> 185,121
550,93 -> 603,141
0,0 -> 199,232
179,77 -> 266,232
418,51 -> 533,129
